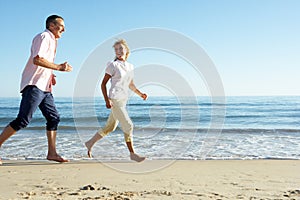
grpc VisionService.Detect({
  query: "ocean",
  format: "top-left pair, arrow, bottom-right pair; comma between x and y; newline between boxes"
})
0,96 -> 299,161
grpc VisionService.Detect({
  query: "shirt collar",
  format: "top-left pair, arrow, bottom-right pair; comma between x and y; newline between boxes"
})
45,29 -> 57,40
116,59 -> 127,64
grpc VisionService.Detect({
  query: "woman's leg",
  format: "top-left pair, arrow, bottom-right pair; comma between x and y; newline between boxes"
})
111,99 -> 145,162
85,133 -> 102,158
85,112 -> 118,157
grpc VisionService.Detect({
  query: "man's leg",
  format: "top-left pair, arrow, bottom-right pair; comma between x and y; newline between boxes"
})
1,86 -> 43,164
0,126 -> 16,148
46,130 -> 68,162
0,126 -> 16,165
39,93 -> 68,162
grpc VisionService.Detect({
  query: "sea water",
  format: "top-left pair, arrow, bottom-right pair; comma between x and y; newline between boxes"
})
0,96 -> 299,161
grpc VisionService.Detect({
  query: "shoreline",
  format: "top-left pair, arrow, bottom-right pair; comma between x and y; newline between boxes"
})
0,160 -> 299,199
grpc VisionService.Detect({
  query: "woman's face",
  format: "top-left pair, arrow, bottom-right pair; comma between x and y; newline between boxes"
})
114,43 -> 127,61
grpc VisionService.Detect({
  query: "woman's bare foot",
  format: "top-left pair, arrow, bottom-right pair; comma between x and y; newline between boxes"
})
130,152 -> 146,162
47,154 -> 69,163
85,141 -> 92,158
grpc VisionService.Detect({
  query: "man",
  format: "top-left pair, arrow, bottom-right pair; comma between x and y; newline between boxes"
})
0,15 -> 72,165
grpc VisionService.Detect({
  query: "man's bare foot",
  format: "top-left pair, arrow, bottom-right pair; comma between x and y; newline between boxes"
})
47,154 -> 69,163
85,142 -> 92,158
130,152 -> 146,162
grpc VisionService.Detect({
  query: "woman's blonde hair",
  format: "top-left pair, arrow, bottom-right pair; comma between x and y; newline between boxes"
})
113,39 -> 130,60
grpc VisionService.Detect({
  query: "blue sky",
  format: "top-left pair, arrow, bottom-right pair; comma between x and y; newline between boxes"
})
0,0 -> 299,97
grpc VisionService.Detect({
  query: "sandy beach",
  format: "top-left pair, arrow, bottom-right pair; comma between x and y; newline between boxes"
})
0,160 -> 299,200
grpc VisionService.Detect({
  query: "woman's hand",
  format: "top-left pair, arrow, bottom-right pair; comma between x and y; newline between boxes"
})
141,93 -> 148,100
105,99 -> 112,109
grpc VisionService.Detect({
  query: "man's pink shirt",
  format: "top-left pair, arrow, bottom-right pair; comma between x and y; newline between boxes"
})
20,29 -> 57,93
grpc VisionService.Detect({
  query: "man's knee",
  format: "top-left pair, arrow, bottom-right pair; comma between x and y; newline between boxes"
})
9,118 -> 30,131
46,115 -> 60,131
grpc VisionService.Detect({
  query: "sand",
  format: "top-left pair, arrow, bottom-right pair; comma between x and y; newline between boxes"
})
0,160 -> 299,200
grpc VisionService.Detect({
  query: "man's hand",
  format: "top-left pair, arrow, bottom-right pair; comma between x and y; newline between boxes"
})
51,74 -> 56,86
58,62 -> 73,72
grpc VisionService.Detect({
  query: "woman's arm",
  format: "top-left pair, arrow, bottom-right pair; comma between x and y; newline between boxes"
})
101,73 -> 112,108
129,80 -> 147,100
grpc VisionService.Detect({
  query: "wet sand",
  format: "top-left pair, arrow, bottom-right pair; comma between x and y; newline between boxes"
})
0,160 -> 299,200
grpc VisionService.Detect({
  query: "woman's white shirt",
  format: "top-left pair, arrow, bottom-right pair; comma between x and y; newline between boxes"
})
105,60 -> 134,100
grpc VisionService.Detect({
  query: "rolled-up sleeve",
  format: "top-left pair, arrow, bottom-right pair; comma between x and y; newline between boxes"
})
105,62 -> 115,76
31,34 -> 50,59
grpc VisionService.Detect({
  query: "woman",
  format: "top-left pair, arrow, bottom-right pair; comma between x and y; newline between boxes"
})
85,39 -> 147,162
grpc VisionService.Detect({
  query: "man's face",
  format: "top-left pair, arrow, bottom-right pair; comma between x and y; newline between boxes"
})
49,18 -> 65,39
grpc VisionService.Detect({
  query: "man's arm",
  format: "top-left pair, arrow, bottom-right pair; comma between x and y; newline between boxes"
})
33,55 -> 72,72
